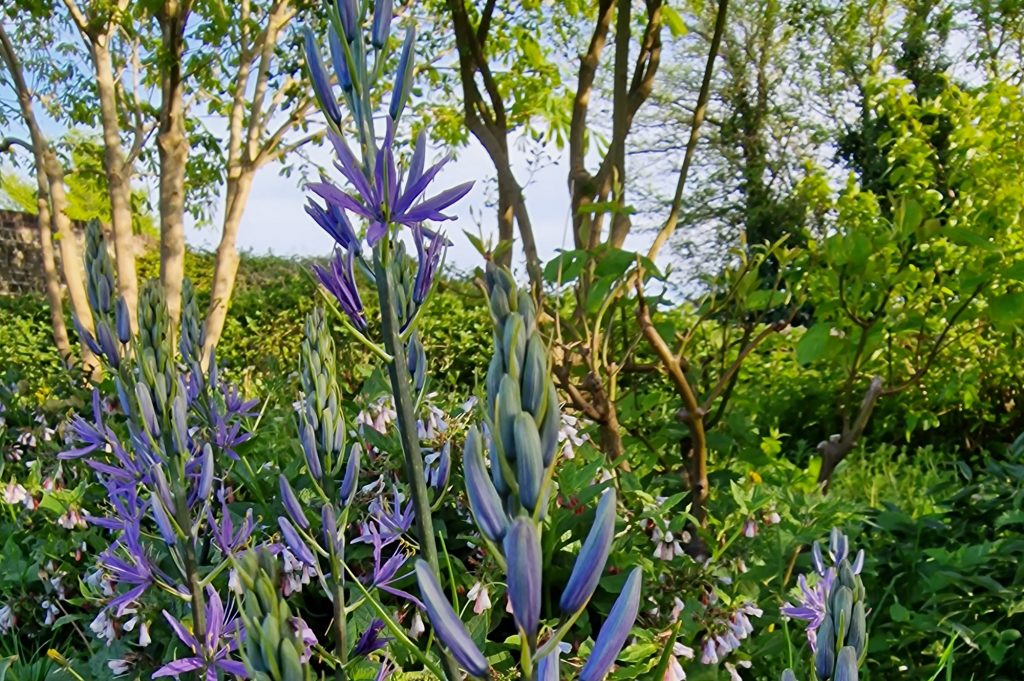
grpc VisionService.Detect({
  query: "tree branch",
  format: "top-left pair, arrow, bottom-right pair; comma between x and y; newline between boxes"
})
647,0 -> 730,262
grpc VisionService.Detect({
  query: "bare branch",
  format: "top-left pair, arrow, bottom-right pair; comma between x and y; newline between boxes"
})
648,0 -> 730,262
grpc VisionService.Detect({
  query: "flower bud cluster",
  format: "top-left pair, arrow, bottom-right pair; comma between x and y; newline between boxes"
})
75,221 -> 130,368
781,529 -> 868,681
812,557 -> 867,681
235,549 -> 318,681
63,227 -> 258,661
416,264 -> 642,680
297,307 -> 355,483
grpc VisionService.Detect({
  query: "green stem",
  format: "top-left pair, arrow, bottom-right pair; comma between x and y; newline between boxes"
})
372,245 -> 461,681
174,488 -> 207,639
332,576 -> 348,680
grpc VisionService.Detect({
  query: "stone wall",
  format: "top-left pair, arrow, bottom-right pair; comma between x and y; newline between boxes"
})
0,210 -> 72,296
0,211 -> 153,297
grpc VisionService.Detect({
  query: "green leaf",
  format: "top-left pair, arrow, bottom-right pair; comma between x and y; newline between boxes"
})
896,197 -> 924,234
946,228 -> 996,251
795,324 -> 833,365
463,230 -> 487,257
543,250 -> 587,284
1003,260 -> 1024,281
987,292 -> 1024,327
890,602 -> 910,622
663,5 -> 688,37
594,248 -> 638,279
585,276 -> 616,314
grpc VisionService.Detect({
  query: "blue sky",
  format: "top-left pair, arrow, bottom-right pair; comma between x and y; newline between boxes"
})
185,133 -> 582,278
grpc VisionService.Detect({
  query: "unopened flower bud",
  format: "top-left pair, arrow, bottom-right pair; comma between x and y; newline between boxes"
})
414,560 -> 489,677
504,518 -> 541,635
388,25 -> 415,121
280,475 -> 308,530
580,568 -> 643,681
560,489 -> 616,615
464,427 -> 508,542
371,0 -> 392,50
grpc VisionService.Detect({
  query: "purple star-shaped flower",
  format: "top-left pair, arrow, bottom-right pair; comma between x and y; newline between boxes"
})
354,618 -> 392,655
307,125 -> 473,246
780,569 -> 836,651
153,588 -> 247,680
313,248 -> 367,331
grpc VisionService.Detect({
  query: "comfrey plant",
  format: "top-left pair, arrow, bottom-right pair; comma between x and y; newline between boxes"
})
413,264 -> 643,680
781,529 -> 868,681
63,221 -> 259,677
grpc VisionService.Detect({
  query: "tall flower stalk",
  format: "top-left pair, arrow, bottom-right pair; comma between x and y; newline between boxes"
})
301,1 -> 471,678
65,221 -> 258,678
415,264 -> 643,680
278,307 -> 362,678
781,529 -> 869,681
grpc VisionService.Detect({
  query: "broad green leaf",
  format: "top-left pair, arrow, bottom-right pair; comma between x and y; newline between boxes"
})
987,292 -> 1024,327
896,197 -> 925,234
890,602 -> 911,622
543,250 -> 587,284
594,248 -> 638,279
795,324 -> 833,365
1003,260 -> 1024,281
946,228 -> 996,250
663,5 -> 688,38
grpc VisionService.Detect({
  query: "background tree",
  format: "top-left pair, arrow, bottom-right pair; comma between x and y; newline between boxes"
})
0,17 -> 95,369
62,0 -> 145,332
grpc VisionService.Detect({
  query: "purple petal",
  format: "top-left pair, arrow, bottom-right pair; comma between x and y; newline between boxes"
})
366,221 -> 388,245
395,154 -> 452,215
205,588 -> 225,646
308,182 -> 374,221
216,659 -> 248,678
162,610 -> 200,651
278,517 -> 317,567
327,132 -> 376,204
400,181 -> 474,223
153,657 -> 205,677
407,132 -> 426,189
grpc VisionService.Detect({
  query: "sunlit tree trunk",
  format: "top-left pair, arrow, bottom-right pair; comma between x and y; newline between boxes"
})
23,150 -> 73,362
92,38 -> 139,331
157,0 -> 192,326
202,0 -> 306,357
0,23 -> 96,370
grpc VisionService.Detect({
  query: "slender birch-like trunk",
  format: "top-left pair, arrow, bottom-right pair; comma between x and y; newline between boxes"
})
202,0 -> 307,356
0,23 -> 96,369
33,161 -> 73,362
157,0 -> 192,325
92,38 -> 139,331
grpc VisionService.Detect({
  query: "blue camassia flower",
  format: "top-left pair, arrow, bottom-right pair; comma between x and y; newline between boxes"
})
307,127 -> 472,246
153,588 -> 247,679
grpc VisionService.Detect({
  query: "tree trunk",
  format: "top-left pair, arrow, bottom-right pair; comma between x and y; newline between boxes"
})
157,0 -> 191,325
597,402 -> 627,465
495,170 -> 514,267
608,0 -> 632,248
92,39 -> 139,331
43,153 -> 92,328
0,23 -> 95,368
679,409 -> 709,526
32,169 -> 72,363
202,171 -> 255,356
817,376 -> 884,491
